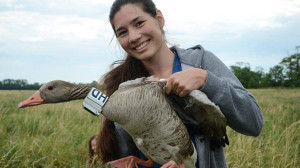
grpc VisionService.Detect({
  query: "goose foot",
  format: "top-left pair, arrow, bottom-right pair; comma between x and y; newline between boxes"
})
161,161 -> 185,168
107,156 -> 154,168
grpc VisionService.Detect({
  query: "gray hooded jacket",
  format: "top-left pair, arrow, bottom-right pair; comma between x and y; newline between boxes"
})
113,45 -> 264,168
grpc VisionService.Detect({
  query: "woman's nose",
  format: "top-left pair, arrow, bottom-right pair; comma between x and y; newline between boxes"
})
128,30 -> 141,43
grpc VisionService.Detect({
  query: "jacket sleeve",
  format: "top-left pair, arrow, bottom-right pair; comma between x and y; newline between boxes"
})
199,50 -> 263,136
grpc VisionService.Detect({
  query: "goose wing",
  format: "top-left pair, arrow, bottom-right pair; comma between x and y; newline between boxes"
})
166,89 -> 229,149
119,77 -> 229,149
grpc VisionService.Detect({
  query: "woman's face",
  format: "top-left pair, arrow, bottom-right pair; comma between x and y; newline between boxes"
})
91,139 -> 97,153
112,4 -> 164,61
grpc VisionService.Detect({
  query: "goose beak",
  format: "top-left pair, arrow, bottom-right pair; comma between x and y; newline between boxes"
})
18,90 -> 44,108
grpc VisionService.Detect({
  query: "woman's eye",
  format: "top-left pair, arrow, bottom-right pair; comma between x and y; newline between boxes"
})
118,31 -> 127,37
136,21 -> 144,27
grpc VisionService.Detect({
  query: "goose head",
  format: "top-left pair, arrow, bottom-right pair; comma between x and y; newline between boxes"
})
18,80 -> 91,108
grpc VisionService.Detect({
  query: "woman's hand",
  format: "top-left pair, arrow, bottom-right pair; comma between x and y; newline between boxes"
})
160,160 -> 184,168
166,68 -> 207,97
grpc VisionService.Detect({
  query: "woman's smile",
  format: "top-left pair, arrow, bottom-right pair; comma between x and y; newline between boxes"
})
134,39 -> 150,52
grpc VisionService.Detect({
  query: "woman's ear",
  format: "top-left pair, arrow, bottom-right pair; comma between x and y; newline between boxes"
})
156,9 -> 165,29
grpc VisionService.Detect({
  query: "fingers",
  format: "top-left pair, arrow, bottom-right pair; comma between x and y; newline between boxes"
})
166,77 -> 180,95
178,89 -> 190,97
161,160 -> 180,168
156,68 -> 206,97
166,78 -> 191,97
165,68 -> 207,97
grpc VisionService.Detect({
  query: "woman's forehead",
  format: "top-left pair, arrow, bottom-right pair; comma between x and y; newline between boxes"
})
112,4 -> 150,28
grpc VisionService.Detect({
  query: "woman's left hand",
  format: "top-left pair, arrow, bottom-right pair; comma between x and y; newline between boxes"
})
160,160 -> 183,168
165,68 -> 207,97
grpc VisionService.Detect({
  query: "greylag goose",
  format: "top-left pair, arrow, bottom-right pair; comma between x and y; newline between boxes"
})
18,78 -> 228,168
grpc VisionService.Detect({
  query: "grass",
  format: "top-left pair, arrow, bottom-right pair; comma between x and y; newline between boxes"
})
225,88 -> 300,168
0,90 -> 101,168
0,89 -> 299,167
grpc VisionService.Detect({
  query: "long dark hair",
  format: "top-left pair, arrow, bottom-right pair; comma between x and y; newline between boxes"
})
96,0 -> 159,165
96,57 -> 149,164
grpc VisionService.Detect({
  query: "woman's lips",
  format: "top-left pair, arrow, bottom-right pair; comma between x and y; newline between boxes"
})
134,40 -> 150,51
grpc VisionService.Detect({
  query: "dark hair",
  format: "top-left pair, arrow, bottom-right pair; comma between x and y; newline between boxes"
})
96,57 -> 149,165
109,0 -> 157,32
88,135 -> 97,166
96,0 -> 159,165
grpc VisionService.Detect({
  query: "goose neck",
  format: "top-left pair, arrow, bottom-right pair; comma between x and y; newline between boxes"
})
68,85 -> 92,100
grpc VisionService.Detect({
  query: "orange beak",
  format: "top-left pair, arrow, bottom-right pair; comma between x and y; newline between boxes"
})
18,90 -> 44,108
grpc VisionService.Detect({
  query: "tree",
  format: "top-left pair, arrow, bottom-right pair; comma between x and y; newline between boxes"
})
230,62 -> 262,88
269,65 -> 284,87
230,62 -> 251,88
261,73 -> 272,87
280,46 -> 300,87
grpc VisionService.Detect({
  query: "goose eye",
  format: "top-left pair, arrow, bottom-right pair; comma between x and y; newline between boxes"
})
47,86 -> 54,91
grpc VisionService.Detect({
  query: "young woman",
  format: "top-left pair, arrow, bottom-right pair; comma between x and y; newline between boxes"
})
96,0 -> 264,167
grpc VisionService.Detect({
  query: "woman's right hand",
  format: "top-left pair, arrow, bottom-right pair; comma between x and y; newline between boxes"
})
165,68 -> 207,97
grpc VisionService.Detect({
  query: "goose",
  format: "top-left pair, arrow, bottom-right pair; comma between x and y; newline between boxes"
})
18,77 -> 228,168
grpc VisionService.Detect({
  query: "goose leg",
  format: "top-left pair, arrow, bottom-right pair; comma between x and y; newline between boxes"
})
161,161 -> 185,168
107,156 -> 154,168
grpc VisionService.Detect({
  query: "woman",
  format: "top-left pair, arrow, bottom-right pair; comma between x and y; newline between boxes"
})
96,0 -> 264,167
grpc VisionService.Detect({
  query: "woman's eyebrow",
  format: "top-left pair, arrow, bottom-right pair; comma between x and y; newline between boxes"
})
116,16 -> 142,32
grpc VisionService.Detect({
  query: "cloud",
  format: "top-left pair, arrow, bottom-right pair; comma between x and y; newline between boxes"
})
0,0 -> 114,16
157,0 -> 300,43
0,11 -> 113,43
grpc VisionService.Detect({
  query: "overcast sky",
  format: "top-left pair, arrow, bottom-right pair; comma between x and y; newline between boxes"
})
0,0 -> 299,83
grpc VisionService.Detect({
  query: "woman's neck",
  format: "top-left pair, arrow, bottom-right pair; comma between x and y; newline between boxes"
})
142,43 -> 175,79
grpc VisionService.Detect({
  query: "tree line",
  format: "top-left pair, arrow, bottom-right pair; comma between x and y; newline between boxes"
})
1,47 -> 299,90
0,79 -> 98,90
230,47 -> 299,88
0,79 -> 41,90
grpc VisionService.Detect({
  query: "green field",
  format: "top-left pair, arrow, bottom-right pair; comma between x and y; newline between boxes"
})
0,89 -> 299,168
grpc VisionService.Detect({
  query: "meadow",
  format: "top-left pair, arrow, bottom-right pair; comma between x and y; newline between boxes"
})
0,89 -> 299,168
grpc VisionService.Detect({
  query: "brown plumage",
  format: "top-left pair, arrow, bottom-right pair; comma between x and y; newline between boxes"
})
105,81 -> 196,166
18,78 -> 228,167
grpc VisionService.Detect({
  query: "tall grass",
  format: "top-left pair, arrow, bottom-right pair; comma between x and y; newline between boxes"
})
225,89 -> 300,168
0,89 -> 299,167
0,90 -> 101,168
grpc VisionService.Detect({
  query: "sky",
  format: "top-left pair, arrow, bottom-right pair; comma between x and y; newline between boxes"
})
0,0 -> 299,84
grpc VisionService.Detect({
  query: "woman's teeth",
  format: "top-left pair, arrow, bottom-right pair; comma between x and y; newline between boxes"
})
135,41 -> 148,50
